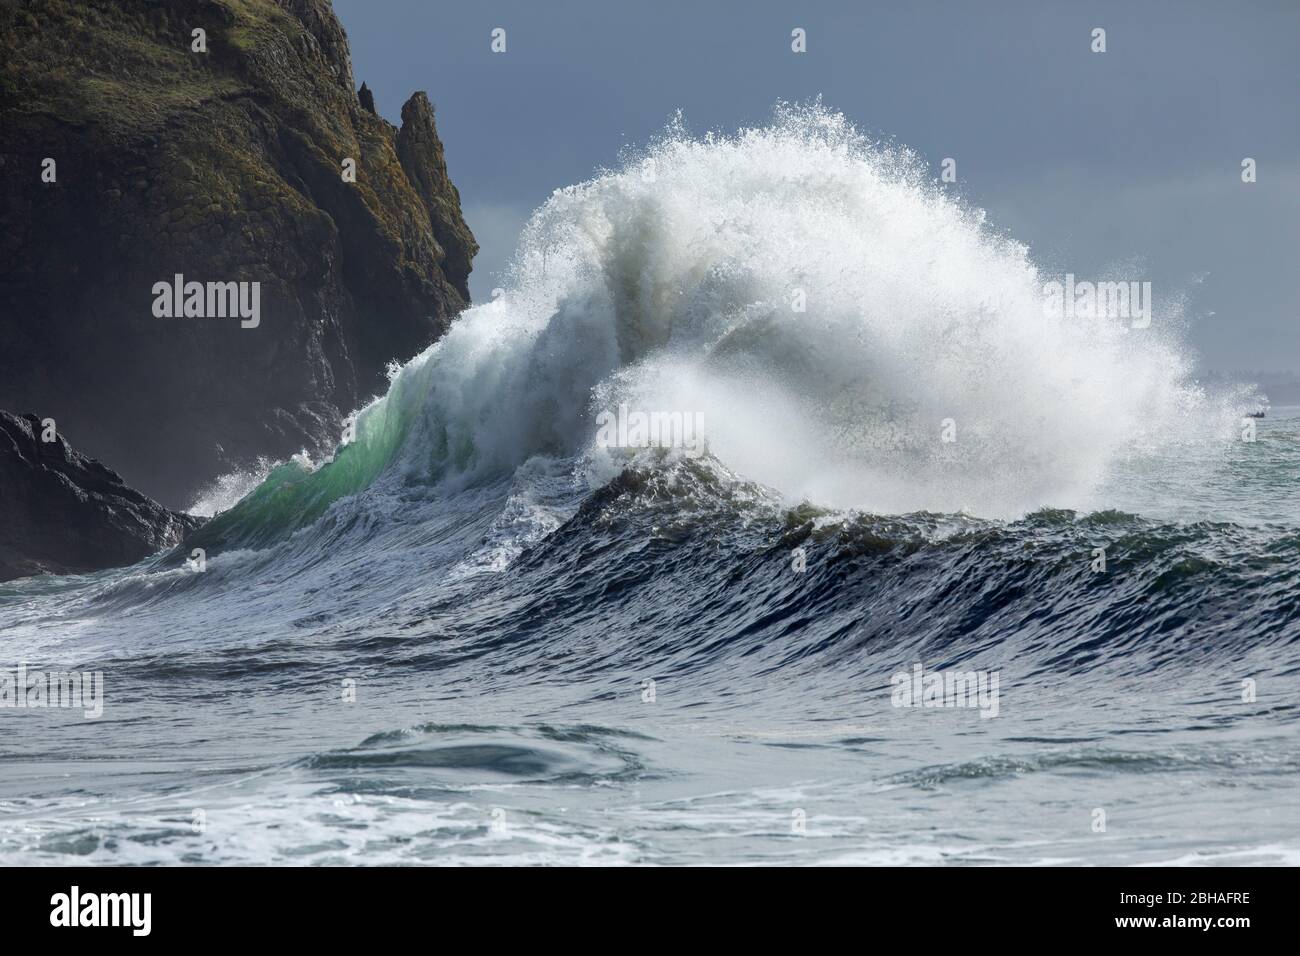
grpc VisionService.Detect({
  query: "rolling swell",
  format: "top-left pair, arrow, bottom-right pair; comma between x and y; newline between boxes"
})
59,449 -> 1300,708
483,460 -> 1300,690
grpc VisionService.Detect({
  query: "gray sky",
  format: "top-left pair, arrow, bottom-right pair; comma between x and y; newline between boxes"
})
335,0 -> 1300,372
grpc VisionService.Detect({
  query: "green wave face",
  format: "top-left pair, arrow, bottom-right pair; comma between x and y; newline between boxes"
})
182,377 -> 413,555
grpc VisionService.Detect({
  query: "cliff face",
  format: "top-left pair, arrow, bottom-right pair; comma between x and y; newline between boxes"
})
0,0 -> 477,508
0,412 -> 202,582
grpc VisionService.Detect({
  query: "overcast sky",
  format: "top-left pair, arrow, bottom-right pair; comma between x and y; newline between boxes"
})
335,0 -> 1300,372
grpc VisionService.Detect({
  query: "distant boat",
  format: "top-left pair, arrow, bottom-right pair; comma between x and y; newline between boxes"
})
1246,411 -> 1266,418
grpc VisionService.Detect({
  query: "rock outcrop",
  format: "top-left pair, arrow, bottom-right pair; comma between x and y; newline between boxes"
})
0,412 -> 202,582
0,0 -> 477,508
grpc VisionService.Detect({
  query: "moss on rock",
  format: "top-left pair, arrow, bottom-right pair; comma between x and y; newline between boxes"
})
0,0 -> 478,507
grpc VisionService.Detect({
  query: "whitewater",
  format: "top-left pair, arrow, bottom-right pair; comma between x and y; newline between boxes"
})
1,105 -> 1297,865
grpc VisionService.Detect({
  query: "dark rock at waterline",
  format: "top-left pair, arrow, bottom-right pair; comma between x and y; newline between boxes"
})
0,412 -> 204,583
0,0 -> 477,508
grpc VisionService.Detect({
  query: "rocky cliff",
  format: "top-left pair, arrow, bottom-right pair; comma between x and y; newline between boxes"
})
0,0 -> 477,508
0,412 -> 202,582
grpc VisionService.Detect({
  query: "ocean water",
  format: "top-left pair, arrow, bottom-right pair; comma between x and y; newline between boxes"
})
2,107 -> 1297,866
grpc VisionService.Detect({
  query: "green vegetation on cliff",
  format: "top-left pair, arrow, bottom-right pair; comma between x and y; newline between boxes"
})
0,0 -> 478,507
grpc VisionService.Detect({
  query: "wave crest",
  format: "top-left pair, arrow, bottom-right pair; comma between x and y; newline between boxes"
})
203,103 -> 1246,549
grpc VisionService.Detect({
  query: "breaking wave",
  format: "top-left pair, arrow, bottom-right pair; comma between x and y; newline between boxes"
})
193,103 -> 1247,553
